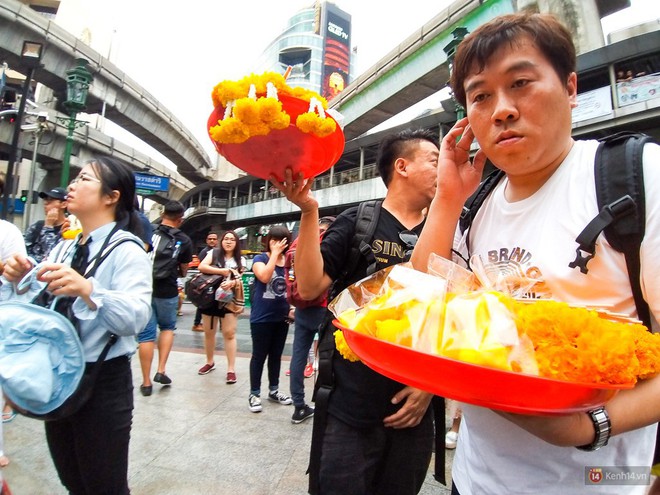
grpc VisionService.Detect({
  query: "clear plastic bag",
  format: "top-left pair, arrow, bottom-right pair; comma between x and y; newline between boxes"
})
330,256 -> 539,375
215,287 -> 234,305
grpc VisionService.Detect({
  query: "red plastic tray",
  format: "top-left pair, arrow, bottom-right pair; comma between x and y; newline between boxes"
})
208,94 -> 345,181
334,321 -> 632,415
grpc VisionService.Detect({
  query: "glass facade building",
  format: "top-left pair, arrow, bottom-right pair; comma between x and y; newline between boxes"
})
255,2 -> 353,99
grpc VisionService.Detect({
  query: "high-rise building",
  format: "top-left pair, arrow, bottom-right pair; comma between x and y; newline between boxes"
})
256,1 -> 353,101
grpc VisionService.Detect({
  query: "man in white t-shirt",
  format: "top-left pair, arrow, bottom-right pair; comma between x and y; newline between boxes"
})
412,12 -> 660,495
0,219 -> 24,264
0,176 -> 27,283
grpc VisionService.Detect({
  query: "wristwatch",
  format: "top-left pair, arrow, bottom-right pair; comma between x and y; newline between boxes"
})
576,407 -> 611,451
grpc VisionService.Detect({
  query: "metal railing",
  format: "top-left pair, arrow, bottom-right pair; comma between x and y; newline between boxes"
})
224,163 -> 380,208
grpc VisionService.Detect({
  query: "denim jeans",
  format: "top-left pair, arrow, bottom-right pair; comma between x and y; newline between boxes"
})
290,306 -> 326,407
138,296 -> 178,343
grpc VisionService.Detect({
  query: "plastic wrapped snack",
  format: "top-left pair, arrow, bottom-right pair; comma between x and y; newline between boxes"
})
334,264 -> 448,356
61,214 -> 82,240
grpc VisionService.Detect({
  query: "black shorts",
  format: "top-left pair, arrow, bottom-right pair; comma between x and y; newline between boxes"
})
200,305 -> 232,318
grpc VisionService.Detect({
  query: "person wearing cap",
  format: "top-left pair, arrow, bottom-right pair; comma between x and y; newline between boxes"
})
24,186 -> 68,263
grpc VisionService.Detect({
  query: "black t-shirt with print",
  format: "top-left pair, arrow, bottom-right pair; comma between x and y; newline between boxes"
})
321,205 -> 426,428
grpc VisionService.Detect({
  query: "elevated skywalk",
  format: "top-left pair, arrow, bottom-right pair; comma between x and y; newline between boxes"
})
0,0 -> 212,188
332,0 -> 514,140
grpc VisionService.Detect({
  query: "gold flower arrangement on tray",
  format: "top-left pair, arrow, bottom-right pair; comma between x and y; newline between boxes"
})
209,71 -> 337,145
332,259 -> 660,388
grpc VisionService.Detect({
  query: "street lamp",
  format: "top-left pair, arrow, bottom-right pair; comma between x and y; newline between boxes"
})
443,27 -> 469,120
22,113 -> 50,230
58,58 -> 93,188
1,40 -> 43,221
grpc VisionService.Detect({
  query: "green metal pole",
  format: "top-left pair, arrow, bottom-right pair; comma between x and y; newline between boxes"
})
60,110 -> 77,188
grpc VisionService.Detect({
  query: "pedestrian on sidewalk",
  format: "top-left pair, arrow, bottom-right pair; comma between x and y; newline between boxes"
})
192,232 -> 218,331
197,230 -> 246,384
24,186 -> 68,263
411,12 -> 660,494
2,156 -> 152,494
287,216 -> 335,424
248,226 -> 294,413
138,201 -> 193,395
0,175 -> 26,472
273,128 -> 438,494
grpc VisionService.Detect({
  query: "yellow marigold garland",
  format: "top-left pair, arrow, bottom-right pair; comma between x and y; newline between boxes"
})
297,112 -> 337,137
210,72 -> 334,144
511,300 -> 649,385
335,330 -> 360,362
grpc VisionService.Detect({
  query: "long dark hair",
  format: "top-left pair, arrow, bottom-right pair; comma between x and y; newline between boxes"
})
88,156 -> 143,239
217,230 -> 243,270
263,225 -> 292,255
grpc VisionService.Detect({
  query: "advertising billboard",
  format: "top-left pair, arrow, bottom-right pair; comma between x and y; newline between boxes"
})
321,3 -> 351,101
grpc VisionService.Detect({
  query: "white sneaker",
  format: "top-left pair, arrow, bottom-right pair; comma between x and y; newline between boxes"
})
248,394 -> 262,413
445,430 -> 458,449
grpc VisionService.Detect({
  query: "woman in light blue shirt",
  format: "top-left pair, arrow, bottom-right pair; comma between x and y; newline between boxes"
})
2,156 -> 152,494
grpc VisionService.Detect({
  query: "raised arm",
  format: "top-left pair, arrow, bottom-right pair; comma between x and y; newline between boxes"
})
411,118 -> 486,271
271,169 -> 332,299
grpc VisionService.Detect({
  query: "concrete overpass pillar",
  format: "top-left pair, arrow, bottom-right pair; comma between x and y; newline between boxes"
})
515,0 -> 605,53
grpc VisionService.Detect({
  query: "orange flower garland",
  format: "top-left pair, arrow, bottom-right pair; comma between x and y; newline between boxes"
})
511,299 -> 656,385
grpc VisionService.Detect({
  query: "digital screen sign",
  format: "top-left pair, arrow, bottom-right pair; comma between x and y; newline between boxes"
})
321,5 -> 351,101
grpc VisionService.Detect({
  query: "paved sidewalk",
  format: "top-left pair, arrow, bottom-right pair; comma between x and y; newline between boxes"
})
2,302 -> 454,494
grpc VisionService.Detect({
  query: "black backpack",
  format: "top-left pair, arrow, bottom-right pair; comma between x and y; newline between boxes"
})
151,225 -> 182,280
459,132 -> 654,329
327,199 -> 382,300
185,250 -> 224,310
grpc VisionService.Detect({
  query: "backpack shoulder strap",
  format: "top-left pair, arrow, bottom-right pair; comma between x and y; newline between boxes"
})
356,200 -> 382,277
328,200 -> 382,300
459,168 -> 505,235
457,169 -> 505,262
597,132 -> 650,247
154,224 -> 178,239
569,132 -> 653,328
284,248 -> 294,270
210,247 -> 220,267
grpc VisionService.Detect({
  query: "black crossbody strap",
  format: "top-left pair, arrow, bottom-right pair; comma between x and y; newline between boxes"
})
458,169 -> 505,264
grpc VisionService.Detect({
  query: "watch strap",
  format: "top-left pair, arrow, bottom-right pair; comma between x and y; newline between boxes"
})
576,406 -> 611,451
